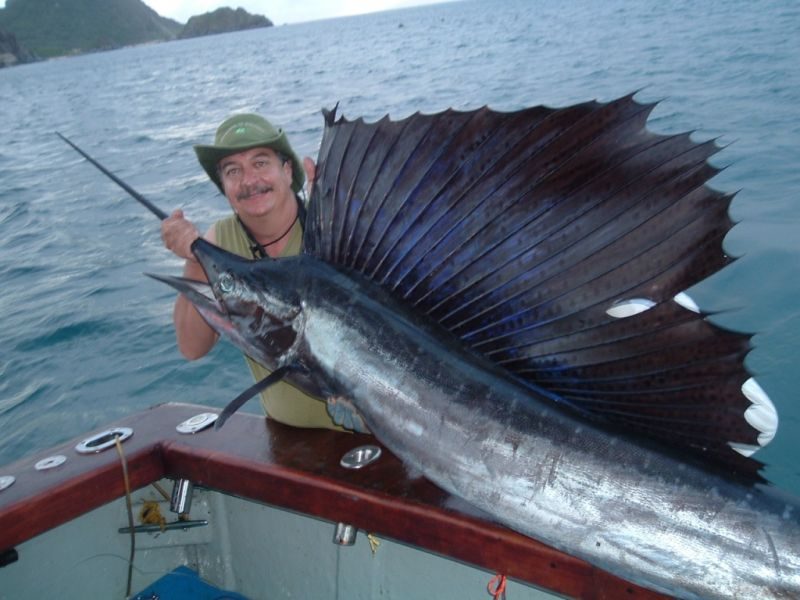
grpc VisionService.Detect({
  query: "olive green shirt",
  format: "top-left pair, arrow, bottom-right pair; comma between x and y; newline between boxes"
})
215,215 -> 341,430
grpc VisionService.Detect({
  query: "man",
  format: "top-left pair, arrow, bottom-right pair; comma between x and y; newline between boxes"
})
161,113 -> 341,430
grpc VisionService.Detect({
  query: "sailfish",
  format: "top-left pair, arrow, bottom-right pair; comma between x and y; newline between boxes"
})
146,93 -> 799,598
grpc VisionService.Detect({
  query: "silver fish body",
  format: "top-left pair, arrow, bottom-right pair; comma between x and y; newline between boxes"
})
193,241 -> 800,599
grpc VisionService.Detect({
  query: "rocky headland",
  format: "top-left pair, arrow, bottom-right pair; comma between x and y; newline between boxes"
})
179,7 -> 273,39
0,28 -> 35,67
0,0 -> 273,65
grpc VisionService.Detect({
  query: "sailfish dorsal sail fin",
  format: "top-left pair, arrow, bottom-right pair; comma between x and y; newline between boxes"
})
304,94 -> 772,478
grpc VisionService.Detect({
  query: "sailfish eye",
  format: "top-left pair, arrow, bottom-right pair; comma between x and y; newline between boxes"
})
217,272 -> 237,294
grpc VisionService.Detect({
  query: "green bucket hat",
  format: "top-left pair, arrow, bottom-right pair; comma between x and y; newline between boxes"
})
194,113 -> 305,194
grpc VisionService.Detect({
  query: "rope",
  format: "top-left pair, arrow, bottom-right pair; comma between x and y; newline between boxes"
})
114,436 -> 135,598
151,480 -> 171,501
488,573 -> 507,600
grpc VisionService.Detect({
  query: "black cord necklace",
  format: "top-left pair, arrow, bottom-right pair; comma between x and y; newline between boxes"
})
237,214 -> 297,259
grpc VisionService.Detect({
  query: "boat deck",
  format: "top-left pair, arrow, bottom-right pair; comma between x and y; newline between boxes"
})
0,403 -> 671,599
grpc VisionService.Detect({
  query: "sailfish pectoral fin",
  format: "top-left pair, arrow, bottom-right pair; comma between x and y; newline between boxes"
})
327,395 -> 371,433
216,364 -> 299,430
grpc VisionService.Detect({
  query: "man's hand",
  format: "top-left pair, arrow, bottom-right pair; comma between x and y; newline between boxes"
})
303,156 -> 317,197
161,209 -> 200,260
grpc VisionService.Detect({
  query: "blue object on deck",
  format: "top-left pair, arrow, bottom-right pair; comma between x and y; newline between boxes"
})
131,565 -> 250,599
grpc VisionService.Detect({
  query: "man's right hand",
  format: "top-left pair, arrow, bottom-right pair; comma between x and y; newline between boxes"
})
161,209 -> 200,260
303,156 -> 316,197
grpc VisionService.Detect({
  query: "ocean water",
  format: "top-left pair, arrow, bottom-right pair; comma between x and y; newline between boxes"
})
1,0 -> 798,495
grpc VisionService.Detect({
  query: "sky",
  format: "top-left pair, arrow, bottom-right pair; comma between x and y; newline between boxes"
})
138,0 -> 451,25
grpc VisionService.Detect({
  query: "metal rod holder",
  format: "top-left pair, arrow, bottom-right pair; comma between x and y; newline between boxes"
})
333,522 -> 357,546
170,479 -> 193,515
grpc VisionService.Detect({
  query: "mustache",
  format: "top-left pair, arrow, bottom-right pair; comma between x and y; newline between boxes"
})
236,184 -> 273,201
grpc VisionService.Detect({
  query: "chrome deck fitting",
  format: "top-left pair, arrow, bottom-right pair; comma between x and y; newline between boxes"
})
75,427 -> 133,454
333,522 -> 357,546
35,455 -> 67,471
0,476 -> 15,492
340,445 -> 382,469
176,412 -> 218,434
170,478 -> 194,515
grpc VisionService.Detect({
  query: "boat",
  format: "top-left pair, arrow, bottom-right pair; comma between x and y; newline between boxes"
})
0,402 -> 670,599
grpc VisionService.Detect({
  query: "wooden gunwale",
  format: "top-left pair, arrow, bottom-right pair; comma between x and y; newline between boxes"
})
0,402 -> 670,599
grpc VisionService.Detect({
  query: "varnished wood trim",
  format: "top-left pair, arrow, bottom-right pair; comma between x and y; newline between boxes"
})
0,403 -> 670,599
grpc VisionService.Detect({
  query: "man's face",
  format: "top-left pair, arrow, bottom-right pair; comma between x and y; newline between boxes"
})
218,147 -> 294,220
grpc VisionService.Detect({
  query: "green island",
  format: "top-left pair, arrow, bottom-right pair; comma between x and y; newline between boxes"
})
0,0 -> 273,67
